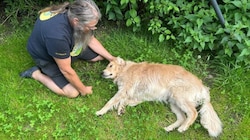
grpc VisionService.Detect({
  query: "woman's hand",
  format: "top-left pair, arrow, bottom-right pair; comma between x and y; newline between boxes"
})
80,86 -> 93,96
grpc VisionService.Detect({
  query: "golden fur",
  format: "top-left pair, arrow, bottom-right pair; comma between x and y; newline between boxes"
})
96,57 -> 222,137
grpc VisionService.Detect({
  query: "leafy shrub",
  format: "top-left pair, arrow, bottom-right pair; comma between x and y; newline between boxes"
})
99,0 -> 250,65
3,0 -> 250,65
216,0 -> 250,65
2,0 -> 67,29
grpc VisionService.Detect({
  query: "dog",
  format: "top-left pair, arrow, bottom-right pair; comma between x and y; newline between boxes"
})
96,57 -> 222,137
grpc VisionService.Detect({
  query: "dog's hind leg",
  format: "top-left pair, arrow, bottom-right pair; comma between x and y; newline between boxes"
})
117,102 -> 125,115
96,91 -> 126,116
176,100 -> 198,133
164,103 -> 186,132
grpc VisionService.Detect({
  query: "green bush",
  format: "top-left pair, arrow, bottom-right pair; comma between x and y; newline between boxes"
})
3,0 -> 250,65
99,0 -> 250,66
2,0 -> 67,29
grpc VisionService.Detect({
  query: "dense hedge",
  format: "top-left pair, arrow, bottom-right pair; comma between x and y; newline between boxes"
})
2,0 -> 250,65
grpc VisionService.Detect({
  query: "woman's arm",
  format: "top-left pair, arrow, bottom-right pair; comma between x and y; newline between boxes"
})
54,57 -> 92,95
88,36 -> 114,61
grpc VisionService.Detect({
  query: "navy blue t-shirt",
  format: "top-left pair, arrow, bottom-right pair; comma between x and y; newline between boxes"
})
27,12 -> 73,62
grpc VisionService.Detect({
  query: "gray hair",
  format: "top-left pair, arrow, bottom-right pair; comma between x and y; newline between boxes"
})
39,0 -> 101,53
39,0 -> 101,25
68,0 -> 101,25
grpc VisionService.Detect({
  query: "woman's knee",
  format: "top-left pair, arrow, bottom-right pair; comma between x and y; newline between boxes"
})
62,84 -> 79,98
66,90 -> 79,98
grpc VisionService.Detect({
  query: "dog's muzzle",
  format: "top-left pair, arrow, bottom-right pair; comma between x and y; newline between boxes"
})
101,71 -> 112,78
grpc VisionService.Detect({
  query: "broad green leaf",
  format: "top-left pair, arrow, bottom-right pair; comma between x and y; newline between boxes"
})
247,29 -> 250,37
184,36 -> 192,43
120,0 -> 129,6
129,9 -> 137,18
239,48 -> 250,57
108,12 -> 116,20
225,48 -> 233,56
184,14 -> 196,21
231,1 -> 242,8
164,29 -> 171,34
234,13 -> 242,21
173,6 -> 180,12
171,35 -> 176,40
114,7 -> 122,15
106,4 -> 112,14
159,34 -> 165,42
130,0 -> 136,4
126,19 -> 132,26
215,28 -> 224,35
134,16 -> 140,23
196,19 -> 203,29
234,33 -> 242,42
166,35 -> 170,40
245,40 -> 250,46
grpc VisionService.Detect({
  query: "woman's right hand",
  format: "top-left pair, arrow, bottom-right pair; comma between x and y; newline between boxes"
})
80,86 -> 93,96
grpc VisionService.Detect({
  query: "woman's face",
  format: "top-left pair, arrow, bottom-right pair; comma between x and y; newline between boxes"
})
73,19 -> 98,32
84,20 -> 98,31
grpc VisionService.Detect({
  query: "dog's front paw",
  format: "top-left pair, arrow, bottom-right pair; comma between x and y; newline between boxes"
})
177,126 -> 188,133
96,110 -> 105,116
164,126 -> 174,132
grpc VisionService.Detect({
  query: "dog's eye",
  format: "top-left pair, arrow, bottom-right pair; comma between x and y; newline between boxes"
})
109,64 -> 113,68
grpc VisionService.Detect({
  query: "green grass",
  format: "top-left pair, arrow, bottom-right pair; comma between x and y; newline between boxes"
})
0,25 -> 249,140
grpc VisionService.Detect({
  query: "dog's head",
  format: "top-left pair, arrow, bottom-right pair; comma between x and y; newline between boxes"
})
102,57 -> 126,79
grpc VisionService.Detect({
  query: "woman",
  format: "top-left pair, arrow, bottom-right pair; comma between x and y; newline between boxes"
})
20,0 -> 114,98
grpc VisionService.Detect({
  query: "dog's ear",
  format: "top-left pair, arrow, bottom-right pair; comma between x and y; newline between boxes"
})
116,57 -> 126,65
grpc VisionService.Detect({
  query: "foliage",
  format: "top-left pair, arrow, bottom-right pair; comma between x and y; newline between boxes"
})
2,0 -> 250,65
99,0 -> 250,66
1,0 -> 68,29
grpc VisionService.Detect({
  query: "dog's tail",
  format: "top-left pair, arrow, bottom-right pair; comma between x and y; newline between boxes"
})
199,101 -> 222,137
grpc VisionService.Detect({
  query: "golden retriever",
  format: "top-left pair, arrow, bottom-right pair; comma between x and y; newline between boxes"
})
96,57 -> 222,137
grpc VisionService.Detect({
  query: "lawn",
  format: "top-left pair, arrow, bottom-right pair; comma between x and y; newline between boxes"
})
0,24 -> 249,140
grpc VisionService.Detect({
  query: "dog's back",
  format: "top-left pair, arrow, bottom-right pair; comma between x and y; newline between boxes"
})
116,62 -> 207,103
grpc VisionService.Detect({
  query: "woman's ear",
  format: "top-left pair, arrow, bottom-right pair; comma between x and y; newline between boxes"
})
72,18 -> 79,26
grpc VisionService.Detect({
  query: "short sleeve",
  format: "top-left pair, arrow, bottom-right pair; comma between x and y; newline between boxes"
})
45,38 -> 71,59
